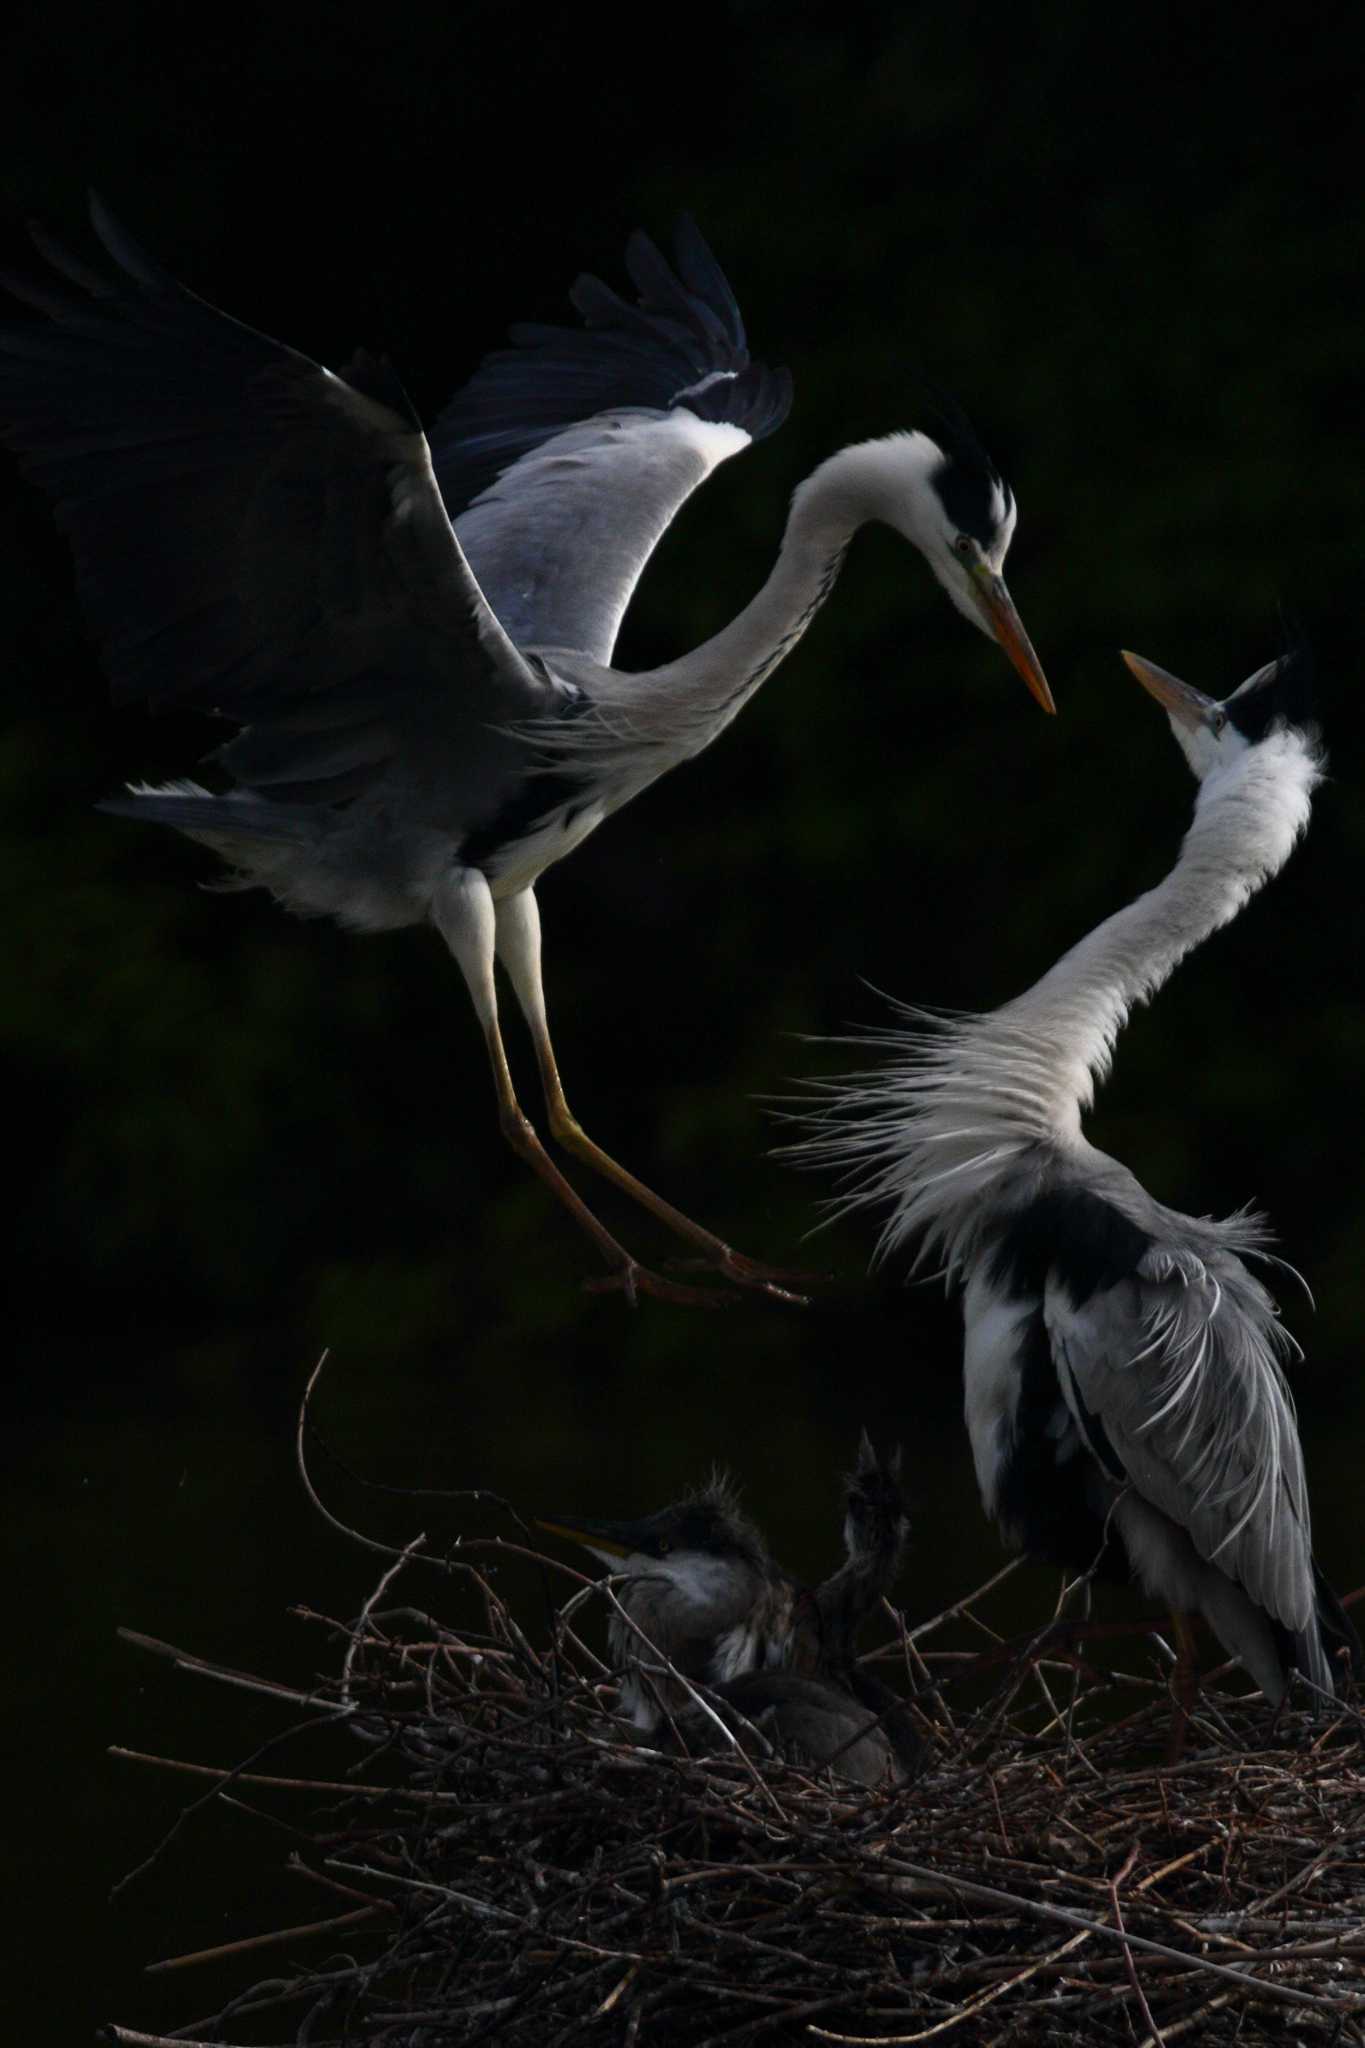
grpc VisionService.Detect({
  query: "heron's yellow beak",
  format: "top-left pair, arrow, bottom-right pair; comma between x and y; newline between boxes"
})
537,1516 -> 631,1559
1121,650 -> 1218,731
974,567 -> 1056,714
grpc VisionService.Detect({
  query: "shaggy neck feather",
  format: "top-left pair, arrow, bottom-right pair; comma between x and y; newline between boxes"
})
810,730 -> 1320,1274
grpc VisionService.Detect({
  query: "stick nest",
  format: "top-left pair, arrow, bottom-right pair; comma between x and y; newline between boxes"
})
109,1511 -> 1365,2048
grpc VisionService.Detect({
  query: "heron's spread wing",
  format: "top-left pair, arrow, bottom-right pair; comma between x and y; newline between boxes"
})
431,218 -> 793,665
1044,1240 -> 1315,1633
0,200 -> 551,807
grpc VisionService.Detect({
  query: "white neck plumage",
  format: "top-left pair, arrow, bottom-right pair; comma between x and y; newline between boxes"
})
553,436 -> 946,772
805,727 -> 1322,1272
1009,730 -> 1321,1131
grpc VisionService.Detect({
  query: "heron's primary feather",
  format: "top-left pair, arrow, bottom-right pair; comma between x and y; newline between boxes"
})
0,200 -> 556,823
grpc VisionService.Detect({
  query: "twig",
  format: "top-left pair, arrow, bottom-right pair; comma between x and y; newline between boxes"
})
145,1904 -> 390,1974
875,1852 -> 1359,2014
1110,1843 -> 1166,2046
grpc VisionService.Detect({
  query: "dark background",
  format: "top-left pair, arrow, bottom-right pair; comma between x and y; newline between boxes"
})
3,4 -> 1362,2038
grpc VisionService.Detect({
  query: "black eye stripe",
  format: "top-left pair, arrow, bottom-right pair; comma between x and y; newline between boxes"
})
931,452 -> 1005,549
1225,641 -> 1316,742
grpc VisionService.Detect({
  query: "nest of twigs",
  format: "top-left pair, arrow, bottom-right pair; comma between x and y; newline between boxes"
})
108,1407 -> 1365,2047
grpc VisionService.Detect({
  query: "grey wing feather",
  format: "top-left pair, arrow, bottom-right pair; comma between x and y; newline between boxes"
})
1044,1246 -> 1316,1632
431,219 -> 793,665
0,198 -> 551,807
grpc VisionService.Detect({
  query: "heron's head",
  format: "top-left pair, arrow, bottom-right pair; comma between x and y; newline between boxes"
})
859,422 -> 1054,714
539,1477 -> 769,1607
842,1432 -> 911,1569
1122,632 -> 1319,784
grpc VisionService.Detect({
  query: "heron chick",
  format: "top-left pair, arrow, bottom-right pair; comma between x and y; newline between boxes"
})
1,203 -> 1052,1309
541,1439 -> 915,1785
803,633 -> 1360,1705
788,1431 -> 922,1777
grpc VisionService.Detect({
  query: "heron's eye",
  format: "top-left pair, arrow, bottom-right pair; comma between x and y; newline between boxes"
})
1209,708 -> 1228,738
654,1537 -> 672,1557
953,534 -> 974,558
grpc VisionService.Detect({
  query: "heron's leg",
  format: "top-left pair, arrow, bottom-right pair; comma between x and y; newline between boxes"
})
433,873 -> 726,1310
493,889 -> 809,1307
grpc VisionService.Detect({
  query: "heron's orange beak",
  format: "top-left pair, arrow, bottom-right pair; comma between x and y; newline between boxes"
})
975,570 -> 1056,714
1121,650 -> 1218,731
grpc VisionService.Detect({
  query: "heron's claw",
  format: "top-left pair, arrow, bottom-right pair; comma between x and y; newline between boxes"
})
664,1251 -> 818,1307
582,1262 -> 735,1311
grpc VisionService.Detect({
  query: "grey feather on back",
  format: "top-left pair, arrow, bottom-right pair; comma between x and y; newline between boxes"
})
1045,1228 -> 1315,1634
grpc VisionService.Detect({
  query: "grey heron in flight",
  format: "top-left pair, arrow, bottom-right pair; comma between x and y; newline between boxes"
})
540,1435 -> 916,1784
803,635 -> 1359,1705
0,201 -> 1053,1308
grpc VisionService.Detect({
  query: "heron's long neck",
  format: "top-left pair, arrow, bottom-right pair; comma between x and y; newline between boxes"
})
594,443 -> 916,760
807,731 -> 1320,1276
997,733 -> 1321,1137
811,1529 -> 905,1664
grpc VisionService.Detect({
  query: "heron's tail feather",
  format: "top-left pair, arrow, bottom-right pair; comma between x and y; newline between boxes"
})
99,781 -> 318,845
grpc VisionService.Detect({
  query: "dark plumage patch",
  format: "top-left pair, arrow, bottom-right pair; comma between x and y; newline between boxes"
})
924,394 -> 1009,546
995,1310 -> 1128,1582
1226,630 -> 1317,743
459,760 -> 592,872
930,452 -> 1004,547
600,1495 -> 767,1569
459,692 -> 595,871
661,1503 -> 759,1560
924,391 -> 997,473
988,1185 -> 1153,1307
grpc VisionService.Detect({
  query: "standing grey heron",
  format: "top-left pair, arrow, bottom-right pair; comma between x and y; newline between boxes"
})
540,1436 -> 916,1785
802,635 -> 1359,1705
0,201 -> 1053,1307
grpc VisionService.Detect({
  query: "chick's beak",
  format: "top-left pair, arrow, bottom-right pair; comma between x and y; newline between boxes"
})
1121,650 -> 1219,732
537,1515 -> 632,1559
975,569 -> 1057,714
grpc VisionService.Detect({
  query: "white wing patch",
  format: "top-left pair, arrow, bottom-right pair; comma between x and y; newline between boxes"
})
660,410 -> 751,465
711,1621 -> 761,1683
455,408 -> 751,665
